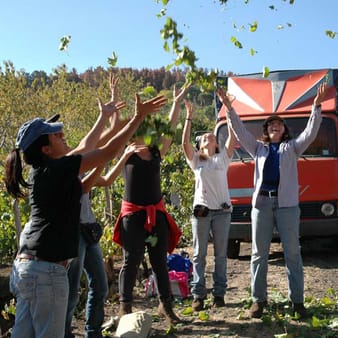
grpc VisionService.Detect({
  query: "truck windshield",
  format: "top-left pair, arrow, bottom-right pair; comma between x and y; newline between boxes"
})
217,117 -> 337,160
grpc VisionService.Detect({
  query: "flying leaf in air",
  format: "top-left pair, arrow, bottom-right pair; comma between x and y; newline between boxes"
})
107,52 -> 118,67
59,35 -> 71,52
262,66 -> 270,78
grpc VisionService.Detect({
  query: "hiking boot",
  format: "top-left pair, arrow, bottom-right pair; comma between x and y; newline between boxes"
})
293,303 -> 308,318
158,298 -> 181,325
213,296 -> 225,308
118,302 -> 132,317
249,301 -> 267,318
192,297 -> 204,311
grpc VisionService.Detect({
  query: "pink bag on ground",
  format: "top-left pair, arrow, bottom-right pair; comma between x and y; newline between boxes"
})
168,270 -> 190,299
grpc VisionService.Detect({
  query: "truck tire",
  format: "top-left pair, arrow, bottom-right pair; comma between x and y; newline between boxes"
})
227,239 -> 240,259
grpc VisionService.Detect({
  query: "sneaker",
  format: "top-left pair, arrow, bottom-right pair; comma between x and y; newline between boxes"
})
293,303 -> 308,318
249,301 -> 267,318
192,298 -> 204,311
213,296 -> 225,308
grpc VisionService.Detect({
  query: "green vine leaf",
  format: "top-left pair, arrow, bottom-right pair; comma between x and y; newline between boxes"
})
59,35 -> 71,52
230,36 -> 243,49
262,66 -> 270,78
250,48 -> 257,56
326,30 -> 337,39
181,307 -> 193,315
249,21 -> 258,32
198,311 -> 209,321
311,315 -> 329,328
166,324 -> 175,334
145,234 -> 158,247
107,52 -> 118,68
157,8 -> 166,18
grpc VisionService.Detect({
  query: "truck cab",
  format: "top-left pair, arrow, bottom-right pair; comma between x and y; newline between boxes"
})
215,69 -> 338,258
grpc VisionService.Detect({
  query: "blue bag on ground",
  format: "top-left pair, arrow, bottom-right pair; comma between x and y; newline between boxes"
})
167,253 -> 192,279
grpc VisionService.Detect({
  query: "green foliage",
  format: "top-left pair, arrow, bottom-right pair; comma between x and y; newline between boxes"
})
0,165 -> 31,263
158,6 -> 219,91
0,191 -> 17,264
134,113 -> 175,146
89,179 -> 122,258
156,0 -> 313,83
1,298 -> 16,319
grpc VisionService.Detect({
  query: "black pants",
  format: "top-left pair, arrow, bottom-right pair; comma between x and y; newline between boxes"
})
119,210 -> 170,302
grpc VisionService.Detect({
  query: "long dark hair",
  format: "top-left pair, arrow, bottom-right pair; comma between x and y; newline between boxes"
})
5,134 -> 50,198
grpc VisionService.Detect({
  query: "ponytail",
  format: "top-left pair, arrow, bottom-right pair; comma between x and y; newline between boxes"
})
5,149 -> 31,199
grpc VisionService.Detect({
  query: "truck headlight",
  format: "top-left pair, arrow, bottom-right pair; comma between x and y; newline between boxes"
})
321,203 -> 335,216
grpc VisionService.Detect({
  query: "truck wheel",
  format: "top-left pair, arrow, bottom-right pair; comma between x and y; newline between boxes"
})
227,239 -> 240,259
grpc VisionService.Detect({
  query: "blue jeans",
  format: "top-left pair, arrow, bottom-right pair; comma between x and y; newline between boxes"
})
65,234 -> 108,338
191,210 -> 231,299
9,259 -> 69,338
251,195 -> 304,303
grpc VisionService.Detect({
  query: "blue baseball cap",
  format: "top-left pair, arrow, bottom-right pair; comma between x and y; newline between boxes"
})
16,118 -> 63,151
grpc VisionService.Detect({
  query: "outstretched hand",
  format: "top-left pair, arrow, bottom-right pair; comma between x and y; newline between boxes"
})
174,82 -> 191,103
216,87 -> 235,112
97,98 -> 126,118
124,144 -> 137,156
314,82 -> 328,106
134,94 -> 167,118
109,73 -> 119,102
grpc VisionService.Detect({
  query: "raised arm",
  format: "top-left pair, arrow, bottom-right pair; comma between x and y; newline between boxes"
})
97,109 -> 129,148
96,75 -> 129,148
216,87 -> 258,157
160,83 -> 191,157
78,93 -> 167,174
81,166 -> 105,193
69,74 -> 126,155
182,99 -> 195,161
225,121 -> 236,158
94,144 -> 136,187
314,82 -> 328,107
294,82 -> 328,155
222,93 -> 237,158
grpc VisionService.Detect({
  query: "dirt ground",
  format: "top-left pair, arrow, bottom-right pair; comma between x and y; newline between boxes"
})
70,237 -> 338,338
1,237 -> 338,337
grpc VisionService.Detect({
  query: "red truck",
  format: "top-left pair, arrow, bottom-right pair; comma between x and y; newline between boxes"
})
215,69 -> 338,258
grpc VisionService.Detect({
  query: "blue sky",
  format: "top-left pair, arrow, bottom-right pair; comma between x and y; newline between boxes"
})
1,0 -> 337,75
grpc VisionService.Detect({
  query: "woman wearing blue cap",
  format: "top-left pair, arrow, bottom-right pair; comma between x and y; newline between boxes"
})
4,90 -> 167,338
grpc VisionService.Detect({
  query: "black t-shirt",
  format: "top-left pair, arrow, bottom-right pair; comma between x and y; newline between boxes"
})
123,146 -> 162,205
19,155 -> 82,261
